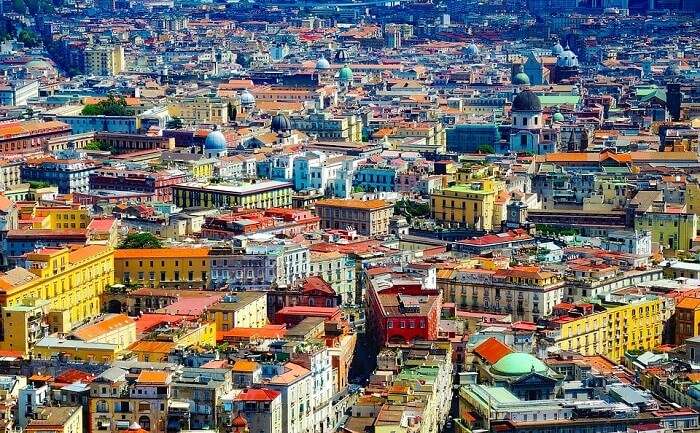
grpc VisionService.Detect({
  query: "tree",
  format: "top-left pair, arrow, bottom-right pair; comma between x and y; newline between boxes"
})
84,140 -> 112,152
166,117 -> 183,129
118,232 -> 162,249
17,29 -> 39,48
395,199 -> 430,223
477,144 -> 495,154
81,95 -> 133,116
12,0 -> 27,14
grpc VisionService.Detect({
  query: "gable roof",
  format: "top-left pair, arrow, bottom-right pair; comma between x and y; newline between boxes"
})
473,337 -> 513,365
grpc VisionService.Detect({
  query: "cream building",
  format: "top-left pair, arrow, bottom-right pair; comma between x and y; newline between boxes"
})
83,45 -> 125,76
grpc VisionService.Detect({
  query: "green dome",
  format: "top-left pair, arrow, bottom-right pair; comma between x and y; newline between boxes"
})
553,112 -> 565,122
492,353 -> 548,376
513,72 -> 530,85
339,65 -> 353,83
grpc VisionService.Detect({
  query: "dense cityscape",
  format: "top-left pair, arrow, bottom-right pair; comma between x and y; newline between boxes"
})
0,0 -> 698,432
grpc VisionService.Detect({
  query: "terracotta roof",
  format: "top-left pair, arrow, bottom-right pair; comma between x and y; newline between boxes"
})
87,217 -> 116,232
134,313 -> 187,334
473,337 -> 513,364
128,340 -> 175,354
69,245 -> 111,263
300,276 -> 336,295
235,387 -> 280,402
71,314 -> 134,342
217,325 -> 286,342
114,248 -> 210,259
52,369 -> 95,385
315,198 -> 392,210
677,297 -> 700,311
136,370 -> 169,385
232,359 -> 260,373
267,362 -> 310,385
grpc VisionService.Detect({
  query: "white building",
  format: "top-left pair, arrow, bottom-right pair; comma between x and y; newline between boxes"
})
292,347 -> 335,433
602,230 -> 652,257
261,362 -> 314,433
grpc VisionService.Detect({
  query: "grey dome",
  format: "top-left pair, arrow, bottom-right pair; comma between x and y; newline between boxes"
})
512,90 -> 541,112
240,89 -> 255,105
552,42 -> 564,56
271,113 -> 292,133
664,62 -> 681,77
556,48 -> 579,68
316,57 -> 330,70
204,128 -> 227,150
465,43 -> 479,57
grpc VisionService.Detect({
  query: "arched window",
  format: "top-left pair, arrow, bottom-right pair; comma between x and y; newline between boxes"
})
138,416 -> 151,431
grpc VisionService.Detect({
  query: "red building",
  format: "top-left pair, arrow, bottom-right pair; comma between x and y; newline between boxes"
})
366,275 -> 441,346
201,208 -> 319,239
0,120 -> 71,155
273,306 -> 342,327
89,168 -> 187,203
267,276 -> 341,318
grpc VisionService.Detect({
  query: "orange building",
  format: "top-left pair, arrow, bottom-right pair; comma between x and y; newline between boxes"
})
675,297 -> 700,344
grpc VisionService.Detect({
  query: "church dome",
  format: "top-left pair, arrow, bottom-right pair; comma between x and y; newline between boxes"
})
556,47 -> 579,68
552,42 -> 564,56
316,57 -> 330,70
339,65 -> 354,83
271,113 -> 292,134
553,112 -> 565,122
512,89 -> 541,112
513,71 -> 530,85
664,62 -> 681,77
204,128 -> 227,150
492,353 -> 548,376
231,412 -> 248,428
240,89 -> 255,106
465,43 -> 480,58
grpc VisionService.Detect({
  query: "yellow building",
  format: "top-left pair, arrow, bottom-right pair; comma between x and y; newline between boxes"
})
71,314 -> 137,352
26,406 -> 82,433
392,122 -> 446,151
83,45 -> 125,76
172,180 -> 292,210
113,248 -> 210,289
32,336 -> 121,362
431,179 -> 504,230
127,340 -> 175,362
206,292 -> 267,332
0,245 -> 114,353
634,211 -> 697,253
686,182 -> 700,215
142,320 -> 216,348
167,96 -> 230,124
89,369 -> 172,433
28,205 -> 91,230
548,295 -> 663,362
0,298 -> 50,355
290,111 -> 362,142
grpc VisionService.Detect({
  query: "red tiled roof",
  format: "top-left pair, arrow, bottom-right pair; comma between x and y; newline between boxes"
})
53,369 -> 95,386
473,337 -> 513,364
300,276 -> 336,296
234,388 -> 280,402
134,313 -> 187,334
